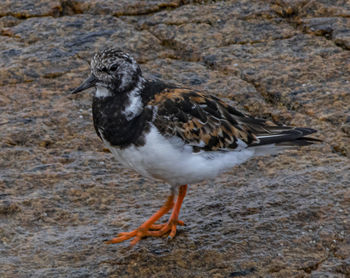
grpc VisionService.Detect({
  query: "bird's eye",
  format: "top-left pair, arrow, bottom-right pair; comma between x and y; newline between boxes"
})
100,67 -> 108,72
110,64 -> 119,71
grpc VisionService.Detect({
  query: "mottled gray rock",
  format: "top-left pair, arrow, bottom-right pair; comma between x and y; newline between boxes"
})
0,0 -> 61,18
63,0 -> 183,16
0,14 -> 165,86
1,0 -> 350,277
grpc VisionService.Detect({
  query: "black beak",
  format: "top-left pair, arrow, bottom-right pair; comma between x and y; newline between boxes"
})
71,74 -> 97,94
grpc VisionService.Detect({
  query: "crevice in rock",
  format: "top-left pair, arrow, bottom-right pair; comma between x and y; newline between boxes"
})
58,0 -> 185,17
239,73 -> 282,107
0,13 -> 57,20
299,241 -> 346,275
59,0 -> 83,16
330,145 -> 350,158
113,0 -> 228,17
0,29 -> 17,38
298,256 -> 328,274
221,33 -> 297,47
138,24 -> 297,66
141,26 -> 202,62
236,69 -> 349,159
113,3 -> 180,17
269,1 -> 350,51
0,4 -> 61,19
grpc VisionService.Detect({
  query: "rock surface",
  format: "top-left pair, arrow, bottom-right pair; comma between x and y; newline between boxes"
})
1,0 -> 350,277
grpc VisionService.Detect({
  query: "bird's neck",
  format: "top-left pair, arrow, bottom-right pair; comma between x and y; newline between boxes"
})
94,76 -> 145,121
92,76 -> 150,148
122,77 -> 145,121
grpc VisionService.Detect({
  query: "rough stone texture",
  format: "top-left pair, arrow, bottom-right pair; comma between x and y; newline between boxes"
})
0,0 -> 62,18
1,0 -> 349,277
62,0 -> 183,16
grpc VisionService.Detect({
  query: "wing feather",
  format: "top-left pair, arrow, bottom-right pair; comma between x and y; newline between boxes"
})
147,89 -> 257,151
147,88 -> 318,152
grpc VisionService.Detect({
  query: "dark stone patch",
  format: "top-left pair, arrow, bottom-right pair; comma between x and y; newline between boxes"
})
230,267 -> 256,277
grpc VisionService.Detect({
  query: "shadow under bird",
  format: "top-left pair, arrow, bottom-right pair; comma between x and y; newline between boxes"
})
71,48 -> 319,245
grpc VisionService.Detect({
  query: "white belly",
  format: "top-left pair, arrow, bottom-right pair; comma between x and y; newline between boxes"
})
103,126 -> 255,186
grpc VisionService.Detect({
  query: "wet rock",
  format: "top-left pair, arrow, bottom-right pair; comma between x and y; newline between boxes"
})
0,14 -> 165,86
1,0 -> 350,277
271,0 -> 350,51
302,17 -> 350,49
271,0 -> 350,19
0,200 -> 21,215
0,16 -> 22,29
64,0 -> 183,16
0,0 -> 61,18
140,0 -> 296,61
342,122 -> 350,136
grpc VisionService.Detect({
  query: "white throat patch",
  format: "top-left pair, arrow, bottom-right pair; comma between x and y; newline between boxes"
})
95,86 -> 112,98
122,78 -> 144,121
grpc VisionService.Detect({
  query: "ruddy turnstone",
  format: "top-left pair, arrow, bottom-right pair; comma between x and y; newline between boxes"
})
71,48 -> 319,245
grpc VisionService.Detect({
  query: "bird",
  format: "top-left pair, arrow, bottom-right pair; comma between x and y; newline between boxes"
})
71,48 -> 319,245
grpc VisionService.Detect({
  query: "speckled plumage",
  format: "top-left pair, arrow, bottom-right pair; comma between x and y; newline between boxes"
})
71,48 -> 319,245
71,47 -> 319,184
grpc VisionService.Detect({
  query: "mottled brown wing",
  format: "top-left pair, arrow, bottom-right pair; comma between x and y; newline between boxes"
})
147,88 -> 259,151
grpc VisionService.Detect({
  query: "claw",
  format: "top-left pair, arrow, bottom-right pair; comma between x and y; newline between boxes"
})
105,185 -> 188,245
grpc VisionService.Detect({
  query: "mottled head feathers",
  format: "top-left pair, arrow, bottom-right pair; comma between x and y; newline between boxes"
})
91,48 -> 142,92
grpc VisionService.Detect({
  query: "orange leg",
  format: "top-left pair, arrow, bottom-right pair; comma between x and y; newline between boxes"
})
148,184 -> 187,239
105,184 -> 188,245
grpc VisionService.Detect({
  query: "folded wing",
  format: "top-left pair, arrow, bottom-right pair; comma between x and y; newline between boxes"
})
147,88 -> 318,152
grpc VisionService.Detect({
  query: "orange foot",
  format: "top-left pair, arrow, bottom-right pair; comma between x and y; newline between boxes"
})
105,184 -> 187,246
149,219 -> 185,239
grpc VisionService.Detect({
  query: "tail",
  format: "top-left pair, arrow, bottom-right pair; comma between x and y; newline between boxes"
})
248,126 -> 321,149
246,127 -> 320,157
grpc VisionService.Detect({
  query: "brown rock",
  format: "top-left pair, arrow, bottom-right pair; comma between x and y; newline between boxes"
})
0,0 -> 62,18
1,0 -> 350,277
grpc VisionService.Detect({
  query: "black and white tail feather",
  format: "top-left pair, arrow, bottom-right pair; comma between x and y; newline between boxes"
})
252,127 -> 319,147
249,126 -> 320,157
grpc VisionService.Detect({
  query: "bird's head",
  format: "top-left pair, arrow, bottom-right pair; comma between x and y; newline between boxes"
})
71,48 -> 142,95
